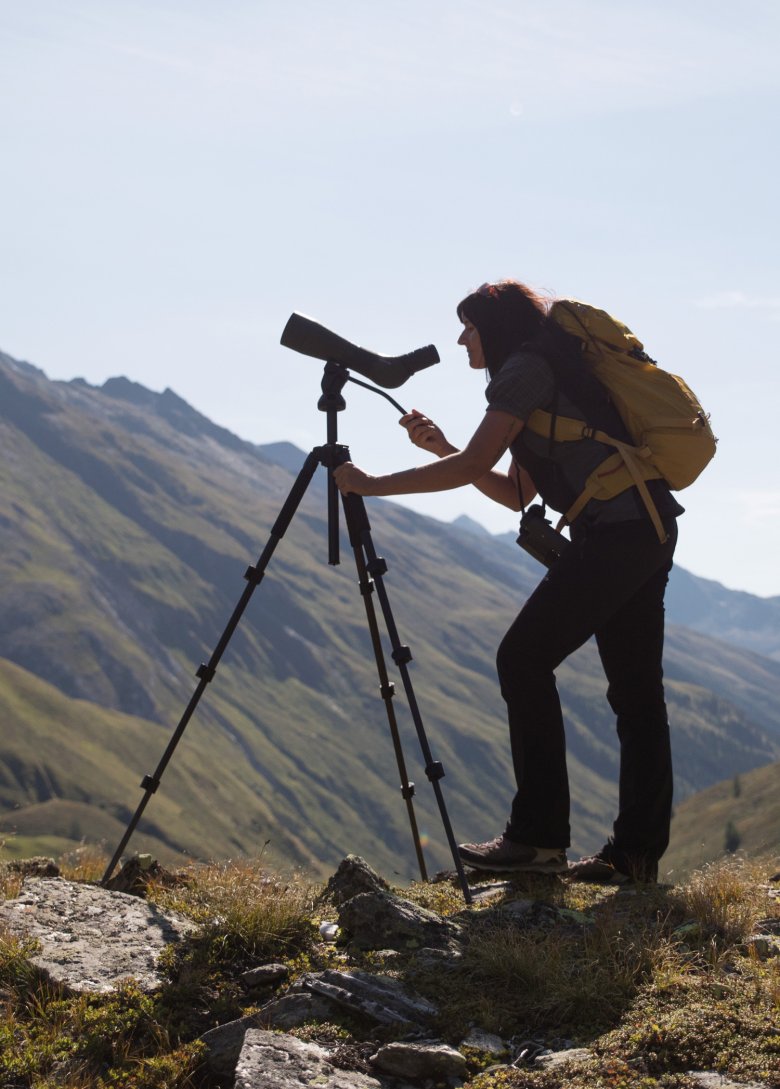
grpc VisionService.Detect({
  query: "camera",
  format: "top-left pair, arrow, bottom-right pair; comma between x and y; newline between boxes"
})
516,504 -> 569,567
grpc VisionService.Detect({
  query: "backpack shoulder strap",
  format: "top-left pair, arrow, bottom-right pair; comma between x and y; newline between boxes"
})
526,408 -> 668,541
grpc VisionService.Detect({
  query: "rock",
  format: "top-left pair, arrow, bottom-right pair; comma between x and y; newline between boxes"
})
467,880 -> 513,903
370,1040 -> 468,1081
498,899 -> 561,927
337,889 -> 462,951
294,969 -> 438,1026
535,1046 -> 593,1069
742,934 -> 780,960
324,855 -> 390,907
0,877 -> 195,993
497,897 -> 535,919
241,962 -> 290,988
756,916 -> 780,935
236,1028 -> 388,1088
7,856 -> 60,878
203,1019 -> 388,1084
254,992 -> 339,1030
202,1015 -> 259,1079
411,946 -> 463,970
686,1074 -> 768,1089
460,1028 -> 507,1057
103,854 -> 174,896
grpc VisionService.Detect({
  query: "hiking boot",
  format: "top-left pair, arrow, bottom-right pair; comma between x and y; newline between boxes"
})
567,843 -> 658,885
458,835 -> 567,874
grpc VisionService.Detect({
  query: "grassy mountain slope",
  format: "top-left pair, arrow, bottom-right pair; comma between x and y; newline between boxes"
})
1,350 -> 778,878
664,758 -> 780,879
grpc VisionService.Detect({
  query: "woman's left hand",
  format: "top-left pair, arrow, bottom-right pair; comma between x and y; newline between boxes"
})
333,462 -> 377,496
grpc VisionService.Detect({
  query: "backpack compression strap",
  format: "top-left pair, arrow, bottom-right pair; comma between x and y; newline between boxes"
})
525,409 -> 669,543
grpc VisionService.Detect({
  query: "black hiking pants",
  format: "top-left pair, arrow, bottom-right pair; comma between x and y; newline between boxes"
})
497,516 -> 678,861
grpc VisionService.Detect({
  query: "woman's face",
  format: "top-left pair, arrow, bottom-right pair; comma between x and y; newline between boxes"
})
458,318 -> 486,370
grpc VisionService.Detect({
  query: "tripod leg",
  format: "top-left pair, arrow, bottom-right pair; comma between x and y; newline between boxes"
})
345,519 -> 429,882
101,450 -> 322,885
341,491 -> 473,904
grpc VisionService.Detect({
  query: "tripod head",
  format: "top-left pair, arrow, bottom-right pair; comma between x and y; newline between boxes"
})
281,313 -> 439,389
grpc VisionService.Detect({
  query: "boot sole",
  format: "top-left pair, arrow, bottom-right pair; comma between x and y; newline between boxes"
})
459,854 -> 568,874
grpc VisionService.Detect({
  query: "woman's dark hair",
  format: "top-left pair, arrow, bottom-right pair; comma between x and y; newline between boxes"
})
457,280 -> 551,377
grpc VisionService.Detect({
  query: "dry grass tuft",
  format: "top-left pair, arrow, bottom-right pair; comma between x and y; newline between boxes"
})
58,843 -> 111,884
150,858 -> 320,964
670,856 -> 769,945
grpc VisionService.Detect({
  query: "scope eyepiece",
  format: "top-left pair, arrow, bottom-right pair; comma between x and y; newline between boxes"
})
280,312 -> 439,389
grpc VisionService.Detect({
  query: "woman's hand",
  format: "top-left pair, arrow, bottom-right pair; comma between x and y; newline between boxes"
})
400,409 -> 454,458
332,462 -> 377,496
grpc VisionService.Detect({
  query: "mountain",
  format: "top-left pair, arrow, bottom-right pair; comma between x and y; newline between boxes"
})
1,348 -> 778,879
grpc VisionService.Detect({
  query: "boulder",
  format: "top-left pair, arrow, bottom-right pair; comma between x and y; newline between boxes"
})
204,1022 -> 399,1086
337,889 -> 462,951
235,1028 -> 391,1089
370,1040 -> 468,1081
0,877 -> 194,993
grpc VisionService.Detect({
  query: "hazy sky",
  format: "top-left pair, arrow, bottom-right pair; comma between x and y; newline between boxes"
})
2,1 -> 779,597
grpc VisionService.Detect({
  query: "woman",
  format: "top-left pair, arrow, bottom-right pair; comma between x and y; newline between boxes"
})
333,280 -> 682,883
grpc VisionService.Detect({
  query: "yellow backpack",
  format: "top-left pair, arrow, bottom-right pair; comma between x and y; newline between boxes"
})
525,299 -> 717,542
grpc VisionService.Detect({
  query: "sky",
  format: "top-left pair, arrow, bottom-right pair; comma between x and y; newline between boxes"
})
2,1 -> 779,597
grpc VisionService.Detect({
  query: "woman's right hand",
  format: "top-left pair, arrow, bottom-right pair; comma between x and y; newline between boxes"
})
399,410 -> 452,457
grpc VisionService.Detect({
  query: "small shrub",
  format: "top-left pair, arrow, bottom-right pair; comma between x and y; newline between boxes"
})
724,820 -> 741,854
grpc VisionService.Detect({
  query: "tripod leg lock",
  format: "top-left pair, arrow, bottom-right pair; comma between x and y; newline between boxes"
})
358,577 -> 374,598
140,774 -> 161,793
244,564 -> 264,586
400,781 -> 416,799
392,645 -> 413,666
366,556 -> 388,577
196,663 -> 216,683
425,761 -> 445,782
380,681 -> 395,699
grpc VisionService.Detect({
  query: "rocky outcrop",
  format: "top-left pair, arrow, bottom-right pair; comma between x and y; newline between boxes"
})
3,855 -> 775,1089
323,853 -> 391,906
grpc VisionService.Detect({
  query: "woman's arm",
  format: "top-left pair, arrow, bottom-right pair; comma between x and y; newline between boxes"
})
398,409 -> 537,511
333,409 -> 526,498
474,457 -> 537,511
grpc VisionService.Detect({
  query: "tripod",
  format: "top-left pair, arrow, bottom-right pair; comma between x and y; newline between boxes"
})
102,361 -> 473,903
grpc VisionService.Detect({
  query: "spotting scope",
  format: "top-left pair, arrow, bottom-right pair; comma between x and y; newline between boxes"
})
281,313 -> 439,389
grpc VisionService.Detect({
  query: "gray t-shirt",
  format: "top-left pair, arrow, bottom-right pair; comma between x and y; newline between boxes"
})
485,351 -> 684,526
